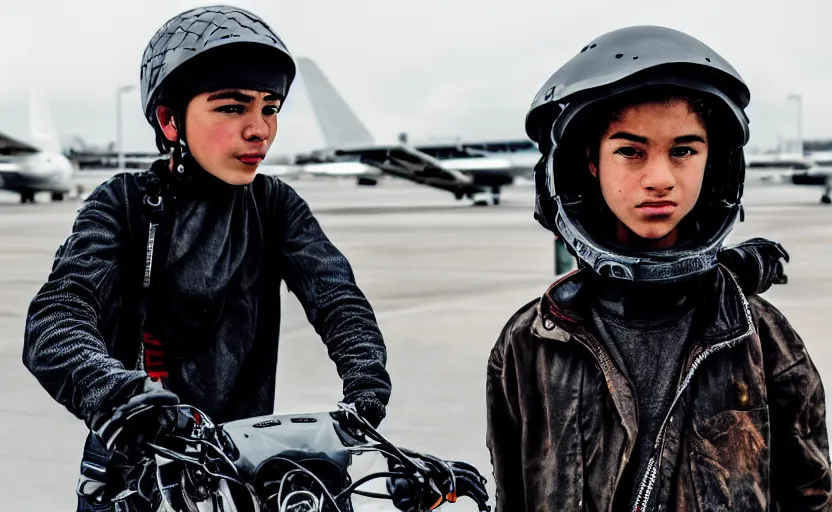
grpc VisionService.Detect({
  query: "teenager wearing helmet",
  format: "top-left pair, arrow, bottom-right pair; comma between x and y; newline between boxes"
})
486,26 -> 831,511
21,6 -> 391,510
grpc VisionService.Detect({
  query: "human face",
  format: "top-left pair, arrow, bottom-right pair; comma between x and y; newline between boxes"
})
159,89 -> 281,185
589,100 -> 708,249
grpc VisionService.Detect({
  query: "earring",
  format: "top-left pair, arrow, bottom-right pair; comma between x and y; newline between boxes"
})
172,137 -> 189,176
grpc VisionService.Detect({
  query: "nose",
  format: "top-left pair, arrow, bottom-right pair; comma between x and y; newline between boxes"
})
641,156 -> 676,193
243,112 -> 271,141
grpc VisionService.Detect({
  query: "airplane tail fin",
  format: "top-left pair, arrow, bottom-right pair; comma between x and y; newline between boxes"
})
28,93 -> 62,154
296,57 -> 375,149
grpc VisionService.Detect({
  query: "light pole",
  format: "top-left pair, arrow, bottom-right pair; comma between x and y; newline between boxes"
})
116,85 -> 136,170
786,93 -> 803,156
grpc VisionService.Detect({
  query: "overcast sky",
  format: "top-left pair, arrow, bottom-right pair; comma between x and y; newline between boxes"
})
0,0 -> 827,155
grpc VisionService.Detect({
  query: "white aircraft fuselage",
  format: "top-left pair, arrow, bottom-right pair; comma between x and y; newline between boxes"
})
0,150 -> 74,198
0,94 -> 76,203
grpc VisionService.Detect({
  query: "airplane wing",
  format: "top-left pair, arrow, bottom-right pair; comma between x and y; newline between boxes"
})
336,145 -> 484,196
0,131 -> 39,155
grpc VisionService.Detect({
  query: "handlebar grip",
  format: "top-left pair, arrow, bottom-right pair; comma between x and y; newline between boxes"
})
386,475 -> 421,511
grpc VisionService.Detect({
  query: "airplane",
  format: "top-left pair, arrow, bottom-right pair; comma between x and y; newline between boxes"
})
0,95 -> 74,203
295,57 -> 540,206
746,152 -> 832,204
257,153 -> 307,179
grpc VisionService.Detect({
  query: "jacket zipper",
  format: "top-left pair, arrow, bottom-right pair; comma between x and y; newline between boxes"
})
142,191 -> 164,290
140,191 -> 164,370
630,294 -> 754,512
143,221 -> 157,289
630,344 -> 711,512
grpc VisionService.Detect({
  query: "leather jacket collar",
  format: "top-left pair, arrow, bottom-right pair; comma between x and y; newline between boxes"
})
532,265 -> 752,346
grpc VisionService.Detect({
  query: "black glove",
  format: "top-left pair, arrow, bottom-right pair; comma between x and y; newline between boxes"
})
386,454 -> 491,512
91,378 -> 180,461
717,237 -> 789,295
430,459 -> 490,512
348,392 -> 387,429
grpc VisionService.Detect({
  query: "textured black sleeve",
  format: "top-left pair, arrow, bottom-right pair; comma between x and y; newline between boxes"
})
273,179 -> 392,407
22,175 -> 147,428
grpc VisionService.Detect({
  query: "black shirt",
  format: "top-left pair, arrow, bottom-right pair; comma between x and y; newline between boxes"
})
589,278 -> 699,510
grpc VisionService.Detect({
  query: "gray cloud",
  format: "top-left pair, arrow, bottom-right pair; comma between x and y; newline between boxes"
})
0,0 -> 827,154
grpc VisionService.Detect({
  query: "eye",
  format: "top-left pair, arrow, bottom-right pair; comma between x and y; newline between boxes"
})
614,147 -> 641,158
262,105 -> 280,116
670,146 -> 697,158
215,104 -> 245,114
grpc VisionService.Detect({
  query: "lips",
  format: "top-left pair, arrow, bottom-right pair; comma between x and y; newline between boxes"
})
637,201 -> 677,216
237,154 -> 265,165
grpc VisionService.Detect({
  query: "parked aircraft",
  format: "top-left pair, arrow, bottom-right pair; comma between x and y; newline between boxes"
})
296,57 -> 539,206
0,95 -> 74,203
746,152 -> 832,203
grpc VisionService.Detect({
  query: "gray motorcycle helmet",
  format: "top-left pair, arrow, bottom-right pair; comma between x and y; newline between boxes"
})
527,25 -> 751,283
140,5 -> 296,131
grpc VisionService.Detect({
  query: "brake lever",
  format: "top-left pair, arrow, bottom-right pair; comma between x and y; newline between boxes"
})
449,469 -> 490,512
397,453 -> 491,512
336,402 -> 430,476
337,403 -> 492,510
163,404 -> 217,440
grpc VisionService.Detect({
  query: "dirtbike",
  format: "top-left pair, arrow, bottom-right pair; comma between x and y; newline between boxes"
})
78,402 -> 491,512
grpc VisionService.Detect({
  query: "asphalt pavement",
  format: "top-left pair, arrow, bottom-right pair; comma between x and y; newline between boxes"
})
1,175 -> 830,510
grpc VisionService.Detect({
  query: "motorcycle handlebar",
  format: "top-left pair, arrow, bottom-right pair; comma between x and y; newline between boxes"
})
122,402 -> 492,512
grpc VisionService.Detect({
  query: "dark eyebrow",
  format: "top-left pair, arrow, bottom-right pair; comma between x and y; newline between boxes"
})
609,132 -> 648,144
206,90 -> 283,103
608,132 -> 707,145
674,134 -> 707,144
207,90 -> 254,103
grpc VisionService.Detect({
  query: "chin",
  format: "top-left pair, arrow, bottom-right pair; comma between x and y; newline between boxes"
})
218,168 -> 259,186
628,222 -> 676,242
230,173 -> 257,185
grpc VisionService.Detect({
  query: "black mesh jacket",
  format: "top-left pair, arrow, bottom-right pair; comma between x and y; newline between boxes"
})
22,160 -> 391,429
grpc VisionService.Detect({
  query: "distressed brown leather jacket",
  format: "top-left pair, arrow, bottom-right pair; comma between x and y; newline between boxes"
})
486,265 -> 831,511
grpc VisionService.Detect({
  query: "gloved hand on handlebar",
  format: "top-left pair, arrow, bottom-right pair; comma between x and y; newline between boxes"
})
346,391 -> 387,428
435,459 -> 491,511
90,377 -> 180,461
387,453 -> 491,512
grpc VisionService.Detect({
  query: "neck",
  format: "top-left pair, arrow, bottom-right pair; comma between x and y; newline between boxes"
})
593,271 -> 701,321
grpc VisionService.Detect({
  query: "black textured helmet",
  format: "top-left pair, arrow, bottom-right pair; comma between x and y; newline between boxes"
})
527,25 -> 751,283
140,5 -> 296,128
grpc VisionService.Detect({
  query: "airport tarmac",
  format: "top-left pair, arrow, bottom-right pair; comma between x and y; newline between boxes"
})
1,176 -> 831,510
